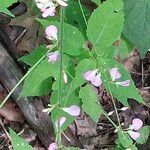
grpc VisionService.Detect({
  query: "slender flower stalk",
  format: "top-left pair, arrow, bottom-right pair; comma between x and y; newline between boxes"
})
56,7 -> 64,147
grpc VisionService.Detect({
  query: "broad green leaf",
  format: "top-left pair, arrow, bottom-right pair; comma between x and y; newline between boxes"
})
19,45 -> 47,66
116,35 -> 133,59
65,0 -> 90,38
136,126 -> 150,144
9,128 -> 32,150
79,85 -> 102,122
118,130 -> 133,148
92,0 -> 101,6
87,0 -> 124,52
0,0 -> 17,17
21,55 -> 71,97
37,19 -> 85,56
100,58 -> 144,106
71,59 -> 96,92
51,85 -> 81,131
123,0 -> 150,58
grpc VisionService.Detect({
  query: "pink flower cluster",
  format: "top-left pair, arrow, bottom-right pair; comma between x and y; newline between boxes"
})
83,67 -> 130,87
127,118 -> 143,141
109,67 -> 130,87
35,0 -> 68,18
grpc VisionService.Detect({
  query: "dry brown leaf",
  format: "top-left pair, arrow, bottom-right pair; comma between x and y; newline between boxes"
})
0,84 -> 24,122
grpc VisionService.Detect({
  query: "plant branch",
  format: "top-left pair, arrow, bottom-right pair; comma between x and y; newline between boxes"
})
57,7 -> 64,147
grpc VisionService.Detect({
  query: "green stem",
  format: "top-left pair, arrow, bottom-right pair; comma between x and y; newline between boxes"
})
57,7 -> 64,148
100,109 -> 118,129
105,76 -> 122,128
78,0 -> 88,27
0,43 -> 58,108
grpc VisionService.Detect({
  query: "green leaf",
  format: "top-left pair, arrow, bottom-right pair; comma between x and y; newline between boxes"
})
51,85 -> 81,131
79,85 -> 102,122
19,45 -> 47,66
9,128 -> 32,150
116,35 -> 133,59
92,0 -> 101,6
118,130 -> 133,148
21,55 -> 71,97
87,0 -> 124,51
100,58 -> 145,106
37,19 -> 85,56
123,0 -> 150,58
71,59 -> 96,92
136,126 -> 150,144
0,0 -> 17,17
65,0 -> 90,38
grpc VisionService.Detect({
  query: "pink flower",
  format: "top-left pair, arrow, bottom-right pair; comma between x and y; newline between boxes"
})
63,70 -> 67,84
115,80 -> 130,87
46,51 -> 59,63
83,69 -> 98,81
109,67 -> 121,81
55,116 -> 66,128
56,0 -> 68,6
62,105 -> 80,116
35,0 -> 56,18
127,118 -> 143,141
45,25 -> 58,41
130,118 -> 143,131
48,142 -> 57,150
41,7 -> 55,18
83,69 -> 102,87
35,0 -> 52,10
108,67 -> 130,87
91,73 -> 102,87
127,130 -> 140,141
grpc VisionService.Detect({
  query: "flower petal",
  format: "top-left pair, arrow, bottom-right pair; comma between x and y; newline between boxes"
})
115,80 -> 130,87
83,69 -> 98,81
36,0 -> 54,10
63,70 -> 68,84
42,7 -> 55,18
131,118 -> 143,131
91,73 -> 102,87
48,142 -> 57,150
108,111 -> 114,116
45,25 -> 58,40
127,130 -> 140,141
120,107 -> 129,111
62,105 -> 80,116
46,51 -> 59,63
109,67 -> 121,81
55,116 -> 66,128
56,0 -> 68,6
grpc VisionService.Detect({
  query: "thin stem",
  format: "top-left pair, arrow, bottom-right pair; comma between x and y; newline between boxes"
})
100,108 -> 118,129
57,7 -> 64,148
106,77 -> 122,128
141,61 -> 144,87
78,0 -> 88,27
0,43 -> 58,108
98,58 -> 121,128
